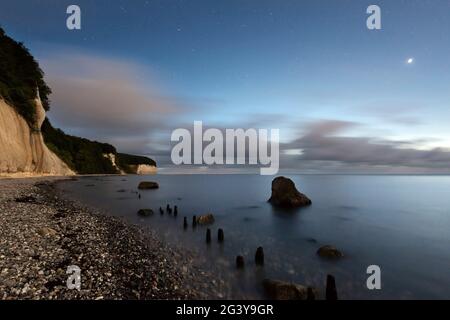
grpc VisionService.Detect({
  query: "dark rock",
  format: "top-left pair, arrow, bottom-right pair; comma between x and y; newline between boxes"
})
268,176 -> 311,208
317,245 -> 343,259
263,279 -> 317,300
15,195 -> 37,203
137,209 -> 154,217
159,207 -> 164,215
326,275 -> 338,300
137,181 -> 159,190
196,214 -> 215,225
166,204 -> 172,214
218,228 -> 224,243
236,256 -> 245,269
255,247 -> 264,266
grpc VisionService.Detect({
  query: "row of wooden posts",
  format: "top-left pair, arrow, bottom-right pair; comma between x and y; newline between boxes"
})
161,204 -> 338,300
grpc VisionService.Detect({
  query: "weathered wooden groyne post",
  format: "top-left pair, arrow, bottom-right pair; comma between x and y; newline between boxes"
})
218,228 -> 224,243
159,207 -> 164,215
255,247 -> 264,266
307,287 -> 316,300
192,215 -> 197,227
236,255 -> 245,269
183,217 -> 188,229
174,205 -> 178,216
206,228 -> 211,243
326,274 -> 338,300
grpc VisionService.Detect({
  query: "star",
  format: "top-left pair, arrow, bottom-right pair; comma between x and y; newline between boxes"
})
406,58 -> 414,64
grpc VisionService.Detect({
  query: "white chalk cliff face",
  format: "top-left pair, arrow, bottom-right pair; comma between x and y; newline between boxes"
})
135,164 -> 157,175
103,153 -> 125,174
0,97 -> 74,176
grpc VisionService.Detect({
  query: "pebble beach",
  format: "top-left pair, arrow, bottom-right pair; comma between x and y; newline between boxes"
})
0,177 -> 221,300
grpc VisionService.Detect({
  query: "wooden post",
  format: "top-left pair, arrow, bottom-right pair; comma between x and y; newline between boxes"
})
218,228 -> 224,243
307,287 -> 315,300
236,256 -> 245,269
326,275 -> 338,300
206,228 -> 211,243
183,217 -> 188,229
255,247 -> 264,266
192,215 -> 197,227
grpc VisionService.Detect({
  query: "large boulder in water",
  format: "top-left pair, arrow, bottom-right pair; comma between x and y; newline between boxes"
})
138,181 -> 159,190
317,245 -> 343,259
268,176 -> 311,208
263,279 -> 317,300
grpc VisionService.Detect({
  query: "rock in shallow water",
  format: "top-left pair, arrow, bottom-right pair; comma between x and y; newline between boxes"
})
263,279 -> 317,300
268,176 -> 312,208
196,214 -> 215,225
137,181 -> 159,190
137,209 -> 154,217
317,245 -> 343,259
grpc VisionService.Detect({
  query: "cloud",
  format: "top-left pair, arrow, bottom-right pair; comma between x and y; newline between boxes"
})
41,52 -> 190,158
282,120 -> 450,172
39,51 -> 450,174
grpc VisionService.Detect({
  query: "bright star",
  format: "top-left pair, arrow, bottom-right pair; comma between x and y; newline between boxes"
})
407,58 -> 414,64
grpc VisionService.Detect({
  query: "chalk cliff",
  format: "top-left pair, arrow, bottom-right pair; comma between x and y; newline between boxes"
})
134,164 -> 157,175
0,26 -> 156,177
0,97 -> 74,176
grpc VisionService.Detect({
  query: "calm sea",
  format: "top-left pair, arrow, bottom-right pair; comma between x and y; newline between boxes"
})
59,174 -> 450,299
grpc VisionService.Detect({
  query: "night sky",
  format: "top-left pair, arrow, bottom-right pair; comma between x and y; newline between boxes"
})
1,0 -> 450,173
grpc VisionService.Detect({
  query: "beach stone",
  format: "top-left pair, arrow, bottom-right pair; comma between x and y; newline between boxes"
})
15,195 -> 37,203
317,245 -> 343,259
196,214 -> 215,225
268,176 -> 311,208
137,181 -> 159,190
263,279 -> 317,300
38,227 -> 58,237
137,209 -> 154,217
